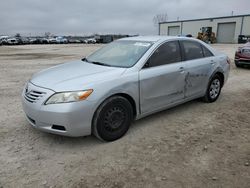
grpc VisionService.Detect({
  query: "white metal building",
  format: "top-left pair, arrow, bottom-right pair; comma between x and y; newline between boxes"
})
159,14 -> 250,43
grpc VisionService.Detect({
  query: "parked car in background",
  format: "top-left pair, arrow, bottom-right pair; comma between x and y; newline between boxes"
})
56,36 -> 68,44
48,37 -> 57,44
22,36 -> 230,141
85,38 -> 96,44
29,38 -> 44,44
7,38 -> 18,45
0,36 -> 9,45
40,38 -> 49,44
235,41 -> 250,67
21,37 -> 30,44
68,39 -> 82,43
28,38 -> 37,44
16,37 -> 30,45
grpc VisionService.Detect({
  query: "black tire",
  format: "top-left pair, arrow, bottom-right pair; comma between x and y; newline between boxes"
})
202,75 -> 222,103
92,96 -> 133,141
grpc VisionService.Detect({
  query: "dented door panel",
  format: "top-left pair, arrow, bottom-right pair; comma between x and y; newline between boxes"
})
139,62 -> 186,113
184,58 -> 211,98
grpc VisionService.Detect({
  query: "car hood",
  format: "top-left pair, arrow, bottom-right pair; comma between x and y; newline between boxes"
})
243,42 -> 250,47
31,60 -> 126,92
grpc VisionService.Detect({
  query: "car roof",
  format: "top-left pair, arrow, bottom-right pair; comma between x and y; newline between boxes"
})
119,35 -> 219,56
119,35 -> 197,43
119,36 -> 176,42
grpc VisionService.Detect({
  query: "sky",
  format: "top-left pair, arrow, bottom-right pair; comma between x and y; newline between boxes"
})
0,0 -> 249,36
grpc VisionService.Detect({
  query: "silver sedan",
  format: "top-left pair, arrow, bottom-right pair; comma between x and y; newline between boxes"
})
22,36 -> 230,141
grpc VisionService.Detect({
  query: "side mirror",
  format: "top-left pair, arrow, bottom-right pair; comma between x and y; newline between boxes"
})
143,60 -> 150,68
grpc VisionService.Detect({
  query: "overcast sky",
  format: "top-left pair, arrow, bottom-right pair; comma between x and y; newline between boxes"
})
0,0 -> 249,36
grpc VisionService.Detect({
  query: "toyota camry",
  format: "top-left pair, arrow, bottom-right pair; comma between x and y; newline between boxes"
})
22,36 -> 230,141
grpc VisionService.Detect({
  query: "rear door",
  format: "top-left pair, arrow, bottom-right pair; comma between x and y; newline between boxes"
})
180,40 -> 213,98
139,40 -> 186,114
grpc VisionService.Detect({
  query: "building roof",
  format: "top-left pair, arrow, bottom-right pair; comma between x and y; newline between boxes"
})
159,14 -> 250,24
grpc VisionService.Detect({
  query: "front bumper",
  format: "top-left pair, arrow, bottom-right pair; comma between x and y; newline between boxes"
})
235,53 -> 250,65
235,59 -> 250,65
21,82 -> 96,137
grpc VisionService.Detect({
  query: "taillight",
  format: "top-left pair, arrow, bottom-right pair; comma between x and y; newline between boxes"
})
227,57 -> 231,65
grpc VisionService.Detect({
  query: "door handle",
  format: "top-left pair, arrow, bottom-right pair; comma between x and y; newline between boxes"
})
179,67 -> 185,73
210,60 -> 215,65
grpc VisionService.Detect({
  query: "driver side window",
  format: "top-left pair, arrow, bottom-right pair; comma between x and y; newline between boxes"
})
145,41 -> 181,68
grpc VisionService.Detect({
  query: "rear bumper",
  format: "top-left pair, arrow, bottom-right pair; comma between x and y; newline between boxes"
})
21,82 -> 96,137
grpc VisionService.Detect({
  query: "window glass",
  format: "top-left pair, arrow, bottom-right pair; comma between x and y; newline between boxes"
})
87,40 -> 152,68
202,45 -> 213,57
148,41 -> 181,67
182,41 -> 204,60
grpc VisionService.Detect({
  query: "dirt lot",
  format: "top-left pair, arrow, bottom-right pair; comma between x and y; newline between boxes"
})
0,43 -> 249,188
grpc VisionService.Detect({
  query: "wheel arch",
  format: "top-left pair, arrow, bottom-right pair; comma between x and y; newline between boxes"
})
91,92 -> 137,134
215,72 -> 224,87
209,68 -> 225,87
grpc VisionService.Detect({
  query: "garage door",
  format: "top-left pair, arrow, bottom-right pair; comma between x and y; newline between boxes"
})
217,22 -> 236,43
168,26 -> 180,36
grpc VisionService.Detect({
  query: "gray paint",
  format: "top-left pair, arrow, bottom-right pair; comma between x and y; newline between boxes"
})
22,36 -> 230,137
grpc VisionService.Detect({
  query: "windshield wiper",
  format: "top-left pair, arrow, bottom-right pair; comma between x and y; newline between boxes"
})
81,57 -> 89,62
82,58 -> 110,67
90,61 -> 111,67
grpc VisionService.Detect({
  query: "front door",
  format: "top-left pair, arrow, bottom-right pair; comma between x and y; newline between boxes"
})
139,41 -> 186,114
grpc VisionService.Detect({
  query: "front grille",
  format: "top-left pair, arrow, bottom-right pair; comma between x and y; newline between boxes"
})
242,49 -> 250,56
24,90 -> 46,103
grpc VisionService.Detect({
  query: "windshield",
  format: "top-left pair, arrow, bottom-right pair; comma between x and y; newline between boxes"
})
86,40 -> 152,68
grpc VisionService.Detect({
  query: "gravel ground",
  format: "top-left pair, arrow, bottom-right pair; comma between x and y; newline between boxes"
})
0,43 -> 249,188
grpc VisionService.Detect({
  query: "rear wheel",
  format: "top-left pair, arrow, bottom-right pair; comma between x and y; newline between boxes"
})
92,96 -> 133,141
202,75 -> 222,103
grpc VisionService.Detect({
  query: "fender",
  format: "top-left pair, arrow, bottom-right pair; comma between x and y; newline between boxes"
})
207,67 -> 225,88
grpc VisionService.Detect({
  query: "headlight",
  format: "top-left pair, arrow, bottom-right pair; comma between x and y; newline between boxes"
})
45,89 -> 93,105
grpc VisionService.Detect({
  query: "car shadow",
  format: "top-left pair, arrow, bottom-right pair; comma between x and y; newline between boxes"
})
128,99 -> 202,133
26,99 -> 203,147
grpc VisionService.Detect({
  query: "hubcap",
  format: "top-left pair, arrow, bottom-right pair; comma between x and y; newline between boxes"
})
104,106 -> 125,132
209,79 -> 220,99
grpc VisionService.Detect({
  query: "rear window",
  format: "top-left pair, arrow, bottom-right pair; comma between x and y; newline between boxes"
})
182,41 -> 204,60
202,45 -> 213,57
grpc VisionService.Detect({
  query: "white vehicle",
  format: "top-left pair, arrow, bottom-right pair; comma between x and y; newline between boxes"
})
48,38 -> 57,44
7,38 -> 18,45
56,36 -> 68,44
0,36 -> 9,45
86,38 -> 96,44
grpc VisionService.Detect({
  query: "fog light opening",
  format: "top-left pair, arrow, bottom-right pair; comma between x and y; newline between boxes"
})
51,125 -> 66,131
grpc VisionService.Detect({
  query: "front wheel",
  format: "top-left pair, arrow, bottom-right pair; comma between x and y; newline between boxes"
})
92,96 -> 133,141
202,75 -> 222,103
